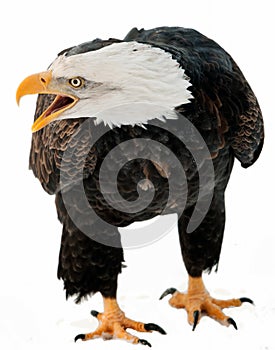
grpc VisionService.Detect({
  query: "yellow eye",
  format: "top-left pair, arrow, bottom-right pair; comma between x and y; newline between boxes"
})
69,77 -> 84,88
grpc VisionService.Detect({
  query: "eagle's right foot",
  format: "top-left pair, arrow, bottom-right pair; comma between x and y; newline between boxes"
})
74,297 -> 166,346
160,276 -> 253,331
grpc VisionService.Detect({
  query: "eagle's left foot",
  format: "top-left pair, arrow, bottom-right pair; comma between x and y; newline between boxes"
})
160,276 -> 253,331
74,297 -> 166,346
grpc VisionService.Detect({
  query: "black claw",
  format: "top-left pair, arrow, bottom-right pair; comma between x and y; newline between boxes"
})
90,310 -> 99,317
159,288 -> 177,300
228,317 -> 238,330
144,323 -> 167,335
192,310 -> 200,331
240,297 -> 254,305
74,334 -> 86,342
138,339 -> 152,347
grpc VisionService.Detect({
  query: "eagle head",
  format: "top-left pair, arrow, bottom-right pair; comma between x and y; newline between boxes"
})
16,41 -> 192,131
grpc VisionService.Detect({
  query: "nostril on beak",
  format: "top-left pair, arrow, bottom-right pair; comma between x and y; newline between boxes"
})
39,71 -> 52,86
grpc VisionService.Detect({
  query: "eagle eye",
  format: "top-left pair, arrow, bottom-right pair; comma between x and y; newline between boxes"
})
68,77 -> 84,88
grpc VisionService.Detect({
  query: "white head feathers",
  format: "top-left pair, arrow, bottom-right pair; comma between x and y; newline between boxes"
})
50,41 -> 193,127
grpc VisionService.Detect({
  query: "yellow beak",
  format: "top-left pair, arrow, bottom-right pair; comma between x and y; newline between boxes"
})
16,71 -> 78,132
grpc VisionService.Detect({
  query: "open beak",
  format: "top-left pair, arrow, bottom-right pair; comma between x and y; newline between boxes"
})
16,71 -> 78,132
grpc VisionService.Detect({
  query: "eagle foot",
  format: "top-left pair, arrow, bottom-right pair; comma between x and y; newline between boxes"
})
160,276 -> 253,330
74,297 -> 166,346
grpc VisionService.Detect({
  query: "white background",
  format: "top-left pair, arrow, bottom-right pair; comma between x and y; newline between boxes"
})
1,1 -> 274,349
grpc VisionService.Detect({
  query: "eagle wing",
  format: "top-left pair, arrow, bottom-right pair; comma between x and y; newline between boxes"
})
29,98 -> 97,195
124,26 -> 264,167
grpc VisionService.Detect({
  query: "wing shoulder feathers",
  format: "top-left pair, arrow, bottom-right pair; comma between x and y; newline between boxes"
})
229,62 -> 264,167
125,27 -> 264,167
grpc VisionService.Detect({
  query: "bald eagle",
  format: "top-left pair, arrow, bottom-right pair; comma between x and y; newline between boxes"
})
17,27 -> 263,346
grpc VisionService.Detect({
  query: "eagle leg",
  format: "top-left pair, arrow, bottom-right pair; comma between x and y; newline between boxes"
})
160,276 -> 253,330
74,297 -> 166,346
